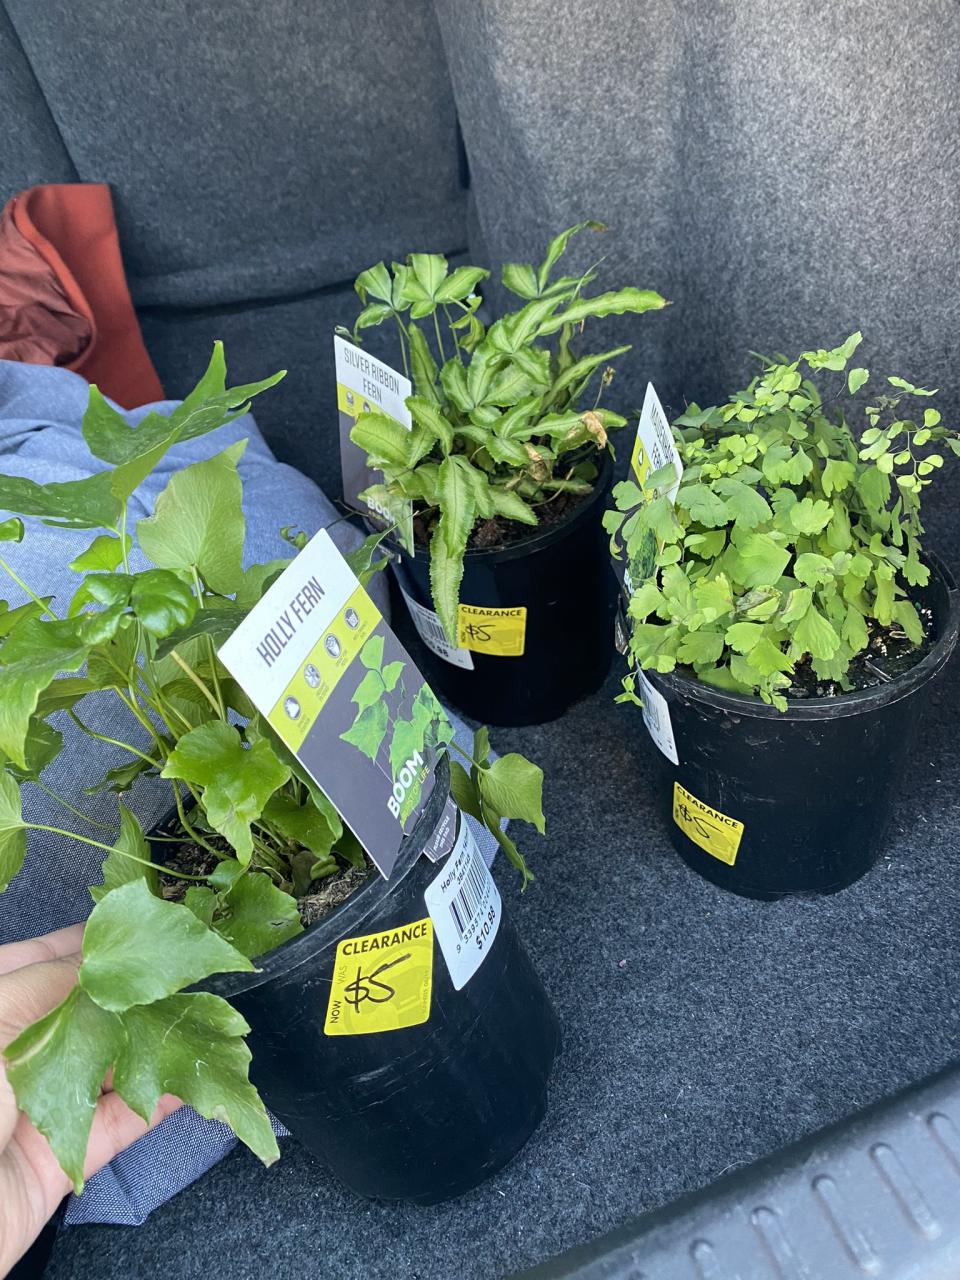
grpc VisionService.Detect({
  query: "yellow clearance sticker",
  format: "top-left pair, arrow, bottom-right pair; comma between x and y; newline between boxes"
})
672,782 -> 744,866
324,918 -> 433,1036
457,604 -> 527,656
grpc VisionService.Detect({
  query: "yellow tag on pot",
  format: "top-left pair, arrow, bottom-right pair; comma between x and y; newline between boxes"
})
324,918 -> 434,1036
457,604 -> 527,656
672,782 -> 744,866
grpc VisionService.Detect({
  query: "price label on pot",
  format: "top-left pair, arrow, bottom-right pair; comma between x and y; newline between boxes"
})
218,528 -> 449,881
672,782 -> 744,865
457,604 -> 527,656
401,588 -> 475,670
630,382 -> 682,500
424,814 -> 501,990
637,669 -> 679,766
335,335 -> 414,552
324,918 -> 434,1036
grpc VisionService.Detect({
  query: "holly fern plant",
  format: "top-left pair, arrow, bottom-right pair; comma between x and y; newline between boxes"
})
0,345 -> 545,1192
341,221 -> 667,641
607,333 -> 960,709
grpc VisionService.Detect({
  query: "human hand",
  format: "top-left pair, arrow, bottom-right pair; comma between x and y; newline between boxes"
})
0,925 -> 180,1277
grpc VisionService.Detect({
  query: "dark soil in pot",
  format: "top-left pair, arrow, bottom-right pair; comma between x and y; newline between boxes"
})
638,556 -> 960,900
150,758 -> 561,1204
388,450 -> 617,728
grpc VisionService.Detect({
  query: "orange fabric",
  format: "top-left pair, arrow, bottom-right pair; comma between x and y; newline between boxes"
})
0,183 -> 163,408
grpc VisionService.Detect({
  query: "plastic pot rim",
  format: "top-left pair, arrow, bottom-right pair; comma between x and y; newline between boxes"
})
199,755 -> 450,1001
645,552 -> 959,723
384,448 -> 614,567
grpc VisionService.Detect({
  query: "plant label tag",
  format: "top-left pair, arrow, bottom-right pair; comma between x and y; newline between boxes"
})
423,794 -> 459,863
424,813 -> 501,991
218,528 -> 451,879
400,587 -> 475,670
324,917 -> 434,1036
636,668 -> 679,765
613,383 -> 683,594
457,604 -> 527,656
673,781 -> 744,865
335,335 -> 415,552
630,382 -> 683,500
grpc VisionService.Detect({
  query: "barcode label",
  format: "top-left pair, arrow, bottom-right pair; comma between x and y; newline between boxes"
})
424,811 -> 501,990
400,589 -> 474,670
636,668 -> 679,765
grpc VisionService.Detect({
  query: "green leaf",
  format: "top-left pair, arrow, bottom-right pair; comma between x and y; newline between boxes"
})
407,396 -> 454,454
502,262 -> 539,299
354,261 -> 393,304
549,345 -> 631,399
725,621 -> 764,653
537,288 -> 668,336
408,252 -> 449,310
793,553 -> 836,586
488,487 -> 538,526
677,629 -> 725,665
780,587 -> 813,626
262,794 -> 338,861
847,367 -> 869,394
789,497 -> 833,535
83,754 -> 157,796
745,636 -> 793,677
69,533 -> 129,572
888,376 -> 938,397
350,412 -> 414,468
430,454 -> 476,640
79,879 -> 254,1012
793,604 -> 841,660
803,332 -> 862,372
340,700 -> 389,761
112,992 -> 279,1166
0,517 -> 24,542
407,323 -> 440,401
161,722 -> 290,862
129,569 -> 197,638
353,302 -> 393,335
537,220 -> 606,292
712,478 -> 772,530
732,533 -> 791,589
449,759 -> 483,823
90,803 -> 157,903
0,469 -> 119,531
821,459 -> 856,496
3,987 -> 125,1192
0,768 -> 26,892
0,619 -> 91,769
893,599 -> 923,645
475,753 -> 545,834
675,484 -> 730,528
214,872 -> 302,959
155,604 -> 248,659
435,266 -> 489,303
137,442 -> 247,594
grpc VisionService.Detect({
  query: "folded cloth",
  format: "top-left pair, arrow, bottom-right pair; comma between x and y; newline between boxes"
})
0,359 -> 496,1226
0,184 -> 164,407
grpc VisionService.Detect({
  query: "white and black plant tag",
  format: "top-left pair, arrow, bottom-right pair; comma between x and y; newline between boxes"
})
424,813 -> 501,990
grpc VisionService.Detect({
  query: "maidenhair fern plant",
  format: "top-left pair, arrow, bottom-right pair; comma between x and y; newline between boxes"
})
341,222 -> 667,640
607,333 -> 960,709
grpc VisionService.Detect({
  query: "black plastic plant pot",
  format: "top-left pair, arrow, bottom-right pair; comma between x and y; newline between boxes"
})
184,759 -> 560,1204
638,556 -> 959,901
389,451 -> 616,727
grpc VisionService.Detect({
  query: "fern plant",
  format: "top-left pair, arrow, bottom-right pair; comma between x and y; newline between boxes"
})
342,222 -> 667,640
606,334 -> 960,710
0,346 -> 546,1192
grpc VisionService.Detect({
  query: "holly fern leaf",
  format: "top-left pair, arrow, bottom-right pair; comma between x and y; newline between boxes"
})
4,880 -> 277,1192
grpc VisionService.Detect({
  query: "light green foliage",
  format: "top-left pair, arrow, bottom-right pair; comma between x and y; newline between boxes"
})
609,334 -> 959,708
0,343 -> 546,1188
340,635 -> 453,825
347,225 -> 667,639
